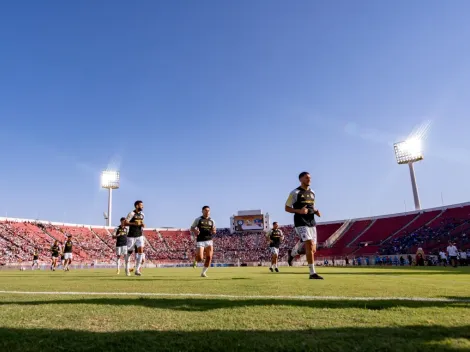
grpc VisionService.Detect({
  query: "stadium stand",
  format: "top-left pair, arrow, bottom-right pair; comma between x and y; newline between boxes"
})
1,202 -> 470,266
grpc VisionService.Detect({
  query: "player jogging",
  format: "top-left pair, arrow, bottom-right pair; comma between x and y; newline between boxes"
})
191,205 -> 216,278
266,222 -> 284,272
31,249 -> 39,270
285,172 -> 323,280
113,217 -> 128,274
125,200 -> 145,276
63,234 -> 73,271
50,240 -> 60,271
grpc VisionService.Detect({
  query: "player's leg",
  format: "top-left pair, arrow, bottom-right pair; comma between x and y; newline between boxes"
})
305,227 -> 322,279
269,248 -> 274,271
116,255 -> 121,274
135,237 -> 145,275
194,244 -> 204,268
64,255 -> 69,270
274,248 -> 279,272
125,238 -> 135,275
196,245 -> 204,262
201,243 -> 213,277
116,247 -> 123,274
288,227 -> 308,266
64,254 -> 72,271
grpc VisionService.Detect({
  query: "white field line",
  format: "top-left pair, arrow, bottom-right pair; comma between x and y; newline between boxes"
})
0,290 -> 468,302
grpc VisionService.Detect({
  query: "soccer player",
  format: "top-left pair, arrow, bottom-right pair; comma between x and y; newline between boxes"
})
266,222 -> 283,272
191,205 -> 216,277
124,200 -> 145,276
31,249 -> 39,270
112,217 -> 128,274
63,234 -> 73,271
50,240 -> 60,271
285,172 -> 323,280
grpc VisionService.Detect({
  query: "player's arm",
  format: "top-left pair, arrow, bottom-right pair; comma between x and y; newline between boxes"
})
280,230 -> 285,241
211,220 -> 217,234
124,212 -> 142,227
111,228 -> 118,239
284,191 -> 308,214
190,218 -> 200,235
265,230 -> 272,241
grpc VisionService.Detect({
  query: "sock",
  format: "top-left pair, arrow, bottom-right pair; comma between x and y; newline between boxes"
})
275,263 -> 278,268
270,263 -> 273,268
125,253 -> 130,271
202,266 -> 208,274
309,264 -> 316,275
136,253 -> 143,272
117,258 -> 121,269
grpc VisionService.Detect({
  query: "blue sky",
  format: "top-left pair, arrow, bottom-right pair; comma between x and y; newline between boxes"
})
1,0 -> 470,228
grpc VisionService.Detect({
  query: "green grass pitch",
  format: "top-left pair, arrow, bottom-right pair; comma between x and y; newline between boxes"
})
0,266 -> 469,351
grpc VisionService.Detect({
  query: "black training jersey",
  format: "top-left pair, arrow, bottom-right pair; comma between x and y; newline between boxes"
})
51,245 -> 60,257
126,210 -> 145,238
63,240 -> 73,253
285,187 -> 317,227
33,252 -> 39,260
114,226 -> 128,247
268,229 -> 283,248
191,216 -> 215,242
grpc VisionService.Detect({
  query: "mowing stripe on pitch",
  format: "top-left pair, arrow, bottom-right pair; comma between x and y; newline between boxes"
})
0,291 -> 468,302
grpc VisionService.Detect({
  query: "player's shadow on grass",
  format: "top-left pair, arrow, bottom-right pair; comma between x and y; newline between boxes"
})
1,297 -> 469,311
0,325 -> 469,352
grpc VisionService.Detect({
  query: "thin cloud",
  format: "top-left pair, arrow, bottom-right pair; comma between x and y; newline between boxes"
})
343,121 -> 398,146
343,119 -> 470,165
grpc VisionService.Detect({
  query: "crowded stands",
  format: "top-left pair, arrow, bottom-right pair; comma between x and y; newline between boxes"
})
1,202 -> 470,266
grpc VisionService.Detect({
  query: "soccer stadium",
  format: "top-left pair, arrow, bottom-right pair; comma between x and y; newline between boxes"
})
1,197 -> 470,351
3,2 -> 470,351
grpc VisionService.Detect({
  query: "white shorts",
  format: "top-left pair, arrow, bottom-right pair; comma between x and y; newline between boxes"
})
64,253 -> 73,260
127,236 -> 145,250
295,226 -> 317,243
33,260 -> 38,264
196,240 -> 213,248
116,246 -> 127,256
270,247 -> 279,255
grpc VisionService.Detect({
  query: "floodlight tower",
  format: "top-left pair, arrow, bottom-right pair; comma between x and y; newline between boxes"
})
101,170 -> 120,226
393,138 -> 423,210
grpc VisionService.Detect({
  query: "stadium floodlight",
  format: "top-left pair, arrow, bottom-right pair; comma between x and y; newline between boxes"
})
393,138 -> 423,210
101,170 -> 120,226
